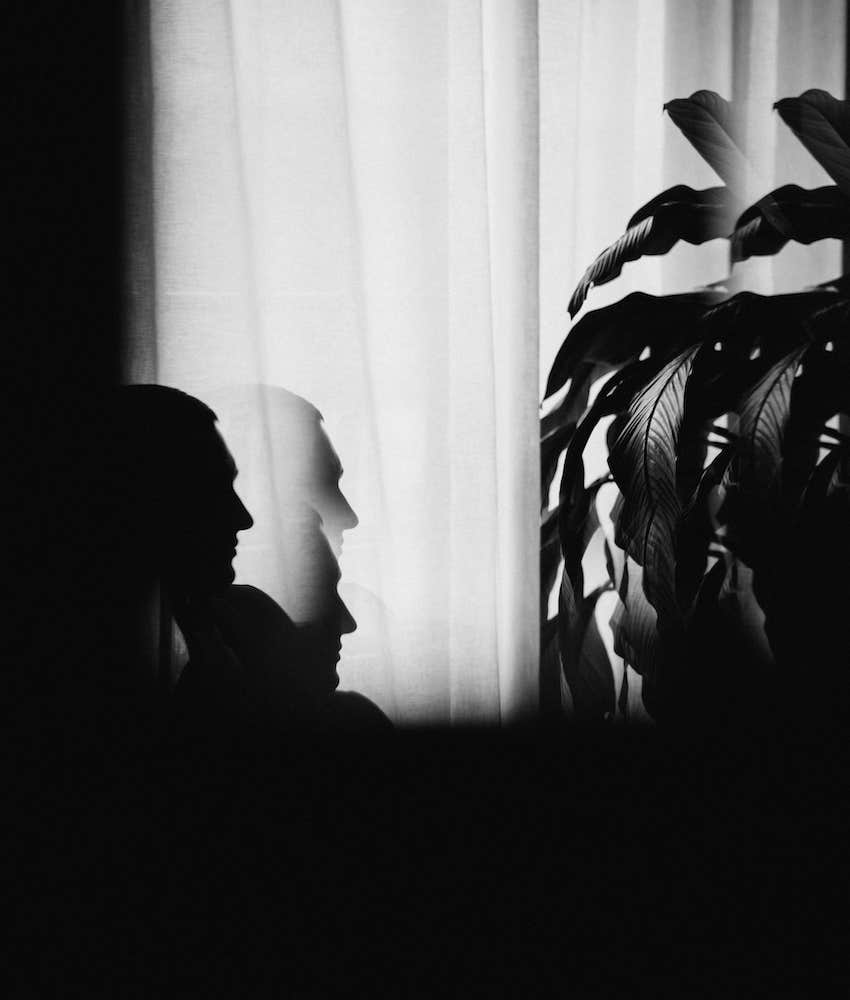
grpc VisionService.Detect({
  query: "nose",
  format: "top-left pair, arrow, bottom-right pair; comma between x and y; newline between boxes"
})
233,489 -> 254,531
335,488 -> 358,531
344,497 -> 359,531
339,599 -> 357,636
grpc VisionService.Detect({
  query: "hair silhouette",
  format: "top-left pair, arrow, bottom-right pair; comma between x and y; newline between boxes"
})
106,384 -> 253,600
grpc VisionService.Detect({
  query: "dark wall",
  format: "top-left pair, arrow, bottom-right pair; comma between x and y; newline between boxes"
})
9,4 -> 125,712
9,4 -> 124,393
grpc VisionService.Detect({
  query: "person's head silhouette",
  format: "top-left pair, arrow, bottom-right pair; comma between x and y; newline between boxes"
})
109,385 -> 254,600
205,384 -> 358,558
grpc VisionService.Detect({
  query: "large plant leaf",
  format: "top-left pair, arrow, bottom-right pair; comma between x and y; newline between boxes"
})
670,287 -> 825,507
568,218 -> 653,319
541,472 -> 611,551
539,614 -> 563,713
541,364 -> 595,503
663,91 -> 749,188
555,361 -> 665,579
730,185 -> 850,262
545,291 -> 722,400
608,347 -> 699,628
800,440 -> 850,509
782,302 -> 850,506
609,556 -> 659,681
774,90 -> 850,198
540,534 -> 561,621
719,345 -> 808,572
541,472 -> 609,619
675,443 -> 735,613
550,370 -> 652,716
674,337 -> 754,506
567,187 -> 733,317
717,558 -> 774,668
559,581 -> 617,722
737,345 -> 808,499
627,185 -> 736,235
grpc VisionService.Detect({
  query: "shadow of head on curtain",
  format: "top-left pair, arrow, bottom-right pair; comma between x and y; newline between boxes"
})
204,383 -> 358,560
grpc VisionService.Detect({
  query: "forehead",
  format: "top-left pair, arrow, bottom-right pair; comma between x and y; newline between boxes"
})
186,424 -> 238,481
315,425 -> 343,475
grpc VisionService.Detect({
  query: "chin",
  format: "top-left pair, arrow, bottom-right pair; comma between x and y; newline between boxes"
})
196,564 -> 236,596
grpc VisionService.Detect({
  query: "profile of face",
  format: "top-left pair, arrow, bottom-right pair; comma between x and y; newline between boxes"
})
164,425 -> 254,596
287,522 -> 357,703
307,424 -> 358,558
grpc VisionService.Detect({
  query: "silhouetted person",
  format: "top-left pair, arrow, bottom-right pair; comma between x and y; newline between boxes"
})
17,385 -> 258,994
99,385 -> 255,741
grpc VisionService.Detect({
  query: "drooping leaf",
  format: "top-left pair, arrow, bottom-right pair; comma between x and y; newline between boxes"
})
606,412 -> 629,456
541,472 -> 611,550
720,345 -> 808,572
609,556 -> 659,680
674,555 -> 729,724
563,477 -> 612,599
541,365 -> 595,503
559,579 -> 616,722
540,614 -> 563,713
737,345 -> 808,498
556,362 -> 662,561
545,291 -> 721,400
663,90 -> 750,188
801,440 -> 850,510
782,305 -> 850,506
676,443 -> 735,613
608,347 -> 699,628
540,534 -> 562,620
687,555 -> 729,638
627,185 -> 737,235
605,490 -> 626,591
568,218 -> 653,319
676,555 -> 770,731
568,187 -> 734,317
542,472 -> 610,619
674,337 -> 753,505
730,185 -> 850,262
774,90 -> 850,198
716,558 -> 774,668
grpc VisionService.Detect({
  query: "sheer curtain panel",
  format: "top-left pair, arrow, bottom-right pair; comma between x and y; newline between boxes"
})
125,0 -> 540,725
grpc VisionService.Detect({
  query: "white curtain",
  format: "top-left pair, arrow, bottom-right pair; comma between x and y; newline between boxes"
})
127,0 -> 844,725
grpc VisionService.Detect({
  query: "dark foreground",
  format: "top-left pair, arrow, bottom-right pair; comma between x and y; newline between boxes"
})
8,720 -> 849,996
